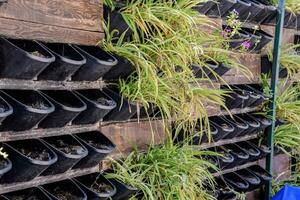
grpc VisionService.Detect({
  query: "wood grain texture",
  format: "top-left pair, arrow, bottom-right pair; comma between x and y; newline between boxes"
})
0,0 -> 102,32
0,17 -> 103,45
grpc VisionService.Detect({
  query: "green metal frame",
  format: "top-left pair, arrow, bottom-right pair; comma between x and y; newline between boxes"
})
265,0 -> 285,199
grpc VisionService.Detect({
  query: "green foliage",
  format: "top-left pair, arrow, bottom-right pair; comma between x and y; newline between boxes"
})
270,0 -> 300,14
267,44 -> 300,78
274,124 -> 300,154
105,143 -> 218,200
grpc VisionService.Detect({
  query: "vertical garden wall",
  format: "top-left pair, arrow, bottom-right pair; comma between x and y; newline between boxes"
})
0,0 -> 300,200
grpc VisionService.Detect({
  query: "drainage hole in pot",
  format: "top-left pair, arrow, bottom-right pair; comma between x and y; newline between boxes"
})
52,187 -> 81,200
54,139 -> 85,155
17,147 -> 51,161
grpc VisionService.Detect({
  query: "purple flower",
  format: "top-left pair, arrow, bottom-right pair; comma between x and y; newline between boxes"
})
225,28 -> 232,33
241,41 -> 251,49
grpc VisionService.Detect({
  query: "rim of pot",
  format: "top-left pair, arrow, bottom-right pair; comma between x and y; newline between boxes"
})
243,169 -> 262,185
231,115 -> 249,129
255,115 -> 272,126
0,90 -> 55,114
1,38 -> 55,63
255,29 -> 273,40
266,5 -> 277,11
42,135 -> 88,159
226,144 -> 250,159
40,91 -> 87,112
205,60 -> 218,69
42,43 -> 87,65
241,28 -> 263,39
4,140 -> 58,165
237,0 -> 251,6
224,173 -> 250,190
0,158 -> 12,175
102,88 -> 138,107
244,114 -> 261,127
234,170 -> 260,185
210,119 -> 235,132
73,45 -> 118,67
75,174 -> 117,198
0,96 -> 13,118
239,142 -> 261,157
216,148 -> 235,163
75,131 -> 116,154
74,90 -> 117,110
248,166 -> 272,181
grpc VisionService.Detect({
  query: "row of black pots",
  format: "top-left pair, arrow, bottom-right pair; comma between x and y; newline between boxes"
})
192,113 -> 271,144
205,140 -> 271,171
0,38 -> 135,81
0,173 -> 137,200
215,165 -> 272,199
228,27 -> 273,53
191,61 -> 231,79
0,131 -> 115,184
223,84 -> 266,110
261,55 -> 289,78
195,0 -> 277,24
0,88 -> 145,132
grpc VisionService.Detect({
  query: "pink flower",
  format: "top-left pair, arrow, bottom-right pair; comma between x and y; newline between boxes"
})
241,41 -> 251,49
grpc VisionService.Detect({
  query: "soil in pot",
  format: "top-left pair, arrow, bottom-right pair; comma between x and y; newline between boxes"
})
38,90 -> 87,128
72,45 -> 118,81
0,139 -> 57,183
0,90 -> 54,131
73,89 -> 116,125
42,179 -> 87,200
41,135 -> 87,176
0,38 -> 55,80
73,131 -> 115,169
3,187 -> 51,200
74,173 -> 116,199
38,43 -> 86,81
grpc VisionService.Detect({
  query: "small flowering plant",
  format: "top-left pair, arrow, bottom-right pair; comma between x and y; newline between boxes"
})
0,147 -> 8,159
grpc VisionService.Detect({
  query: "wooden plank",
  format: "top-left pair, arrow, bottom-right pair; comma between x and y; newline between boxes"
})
0,79 -> 105,90
100,120 -> 167,154
0,124 -> 99,142
0,166 -> 99,194
0,0 -> 102,32
0,17 -> 103,45
214,160 -> 261,177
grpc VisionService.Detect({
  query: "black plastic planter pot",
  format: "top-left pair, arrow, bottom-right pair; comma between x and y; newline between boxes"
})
223,85 -> 249,109
252,114 -> 272,131
222,144 -> 250,166
205,0 -> 237,17
214,63 -> 231,77
237,113 -> 261,135
0,157 -> 12,180
222,0 -> 251,20
0,90 -> 54,131
41,135 -> 88,176
0,139 -> 57,183
284,11 -> 297,29
191,60 -> 218,79
38,43 -> 86,81
38,90 -> 87,128
209,147 -> 235,170
109,178 -> 138,200
261,55 -> 287,78
0,95 -> 13,124
41,179 -> 87,200
209,116 -> 235,140
0,38 -> 55,80
297,13 -> 300,30
262,6 -> 278,25
229,30 -> 250,49
103,88 -> 138,121
72,45 -> 118,81
235,84 -> 266,107
192,122 -> 219,144
103,55 -> 135,80
244,0 -> 265,23
193,0 -> 216,15
216,178 -> 236,200
2,187 -> 51,200
251,3 -> 274,24
242,28 -> 273,52
223,115 -> 249,137
73,90 -> 117,125
248,165 -> 272,184
104,5 -> 133,40
239,29 -> 262,52
74,173 -> 117,200
73,131 -> 115,169
223,172 -> 250,192
251,139 -> 271,159
236,141 -> 261,162
235,168 -> 261,190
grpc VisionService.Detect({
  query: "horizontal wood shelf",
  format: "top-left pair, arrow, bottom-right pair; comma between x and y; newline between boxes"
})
0,79 -> 105,90
0,166 -> 99,194
196,134 -> 258,150
0,124 -> 99,142
213,160 -> 261,177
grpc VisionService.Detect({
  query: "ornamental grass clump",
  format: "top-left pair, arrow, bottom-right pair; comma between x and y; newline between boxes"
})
105,143 -> 218,200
